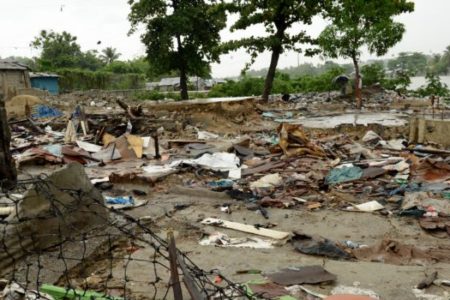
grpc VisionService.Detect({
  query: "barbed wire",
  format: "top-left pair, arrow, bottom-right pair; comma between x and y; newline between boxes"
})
0,173 -> 259,300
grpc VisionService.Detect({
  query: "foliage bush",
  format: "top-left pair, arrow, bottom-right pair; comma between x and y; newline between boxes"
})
383,69 -> 412,94
133,90 -> 208,101
292,67 -> 345,92
361,63 -> 386,86
57,69 -> 146,91
416,72 -> 449,97
208,68 -> 344,98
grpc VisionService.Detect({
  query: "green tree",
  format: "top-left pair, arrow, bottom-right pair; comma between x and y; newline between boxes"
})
5,56 -> 37,70
418,72 -> 449,97
318,0 -> 414,108
387,52 -> 428,75
31,30 -> 82,70
429,46 -> 450,75
361,63 -> 386,86
129,0 -> 226,100
224,0 -> 324,101
101,47 -> 121,64
78,50 -> 105,71
384,69 -> 412,94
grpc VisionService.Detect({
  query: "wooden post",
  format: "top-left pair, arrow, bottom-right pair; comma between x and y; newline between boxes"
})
153,133 -> 161,159
0,91 -> 17,190
167,230 -> 183,300
177,252 -> 208,300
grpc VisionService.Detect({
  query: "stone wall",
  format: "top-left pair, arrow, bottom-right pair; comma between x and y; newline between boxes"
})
409,117 -> 450,147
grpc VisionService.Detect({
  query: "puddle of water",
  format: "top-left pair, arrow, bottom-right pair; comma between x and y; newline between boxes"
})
287,113 -> 407,128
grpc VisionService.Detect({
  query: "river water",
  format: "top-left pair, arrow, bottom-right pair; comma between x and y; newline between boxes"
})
409,76 -> 450,90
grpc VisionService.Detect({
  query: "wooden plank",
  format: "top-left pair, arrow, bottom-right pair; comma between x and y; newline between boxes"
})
168,232 -> 183,300
201,218 -> 290,240
168,140 -> 206,149
241,161 -> 285,176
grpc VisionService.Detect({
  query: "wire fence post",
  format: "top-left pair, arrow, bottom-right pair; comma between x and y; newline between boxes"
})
168,230 -> 183,300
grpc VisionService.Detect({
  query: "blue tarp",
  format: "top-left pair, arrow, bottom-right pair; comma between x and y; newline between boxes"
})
32,105 -> 63,119
325,166 -> 363,185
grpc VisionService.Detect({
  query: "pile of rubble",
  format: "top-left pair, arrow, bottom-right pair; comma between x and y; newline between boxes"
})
1,92 -> 450,300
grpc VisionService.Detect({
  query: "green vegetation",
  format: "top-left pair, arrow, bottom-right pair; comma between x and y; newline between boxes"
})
100,47 -> 121,64
223,0 -> 324,101
31,30 -> 84,70
417,72 -> 449,97
247,61 -> 353,78
208,68 -> 345,98
360,63 -> 386,86
428,46 -> 450,75
387,52 -> 428,75
10,2 -> 448,98
57,69 -> 145,92
318,0 -> 415,108
133,90 -> 208,101
384,70 -> 412,95
128,0 -> 226,100
28,30 -> 152,91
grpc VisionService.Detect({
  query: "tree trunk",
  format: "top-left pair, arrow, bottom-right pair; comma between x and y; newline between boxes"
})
352,55 -> 362,109
262,47 -> 282,102
262,29 -> 285,102
179,67 -> 189,101
0,92 -> 17,190
175,29 -> 189,100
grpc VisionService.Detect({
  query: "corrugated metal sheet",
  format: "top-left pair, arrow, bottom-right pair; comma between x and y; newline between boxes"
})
30,72 -> 60,78
0,59 -> 29,71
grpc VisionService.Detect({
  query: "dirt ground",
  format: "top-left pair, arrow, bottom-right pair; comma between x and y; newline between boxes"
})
99,181 -> 449,300
6,94 -> 450,300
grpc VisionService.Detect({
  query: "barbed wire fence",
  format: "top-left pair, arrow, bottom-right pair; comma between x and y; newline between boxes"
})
0,168 -> 264,300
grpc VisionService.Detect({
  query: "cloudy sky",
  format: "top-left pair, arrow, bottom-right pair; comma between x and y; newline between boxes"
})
0,0 -> 448,78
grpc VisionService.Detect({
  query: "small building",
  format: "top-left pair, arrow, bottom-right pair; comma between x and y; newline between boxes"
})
145,81 -> 160,91
157,76 -> 208,92
0,59 -> 31,99
158,77 -> 181,92
205,78 -> 226,90
30,72 -> 60,95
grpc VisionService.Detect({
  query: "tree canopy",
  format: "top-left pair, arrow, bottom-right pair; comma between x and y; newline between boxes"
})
31,30 -> 84,70
318,0 -> 414,108
101,47 -> 121,64
387,52 -> 428,75
128,0 -> 226,100
224,0 -> 324,100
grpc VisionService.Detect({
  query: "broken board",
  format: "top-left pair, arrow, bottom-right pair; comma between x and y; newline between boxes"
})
201,218 -> 289,240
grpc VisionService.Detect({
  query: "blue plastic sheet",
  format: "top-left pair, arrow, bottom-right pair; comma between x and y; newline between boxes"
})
32,105 -> 63,119
325,166 -> 363,185
105,196 -> 135,206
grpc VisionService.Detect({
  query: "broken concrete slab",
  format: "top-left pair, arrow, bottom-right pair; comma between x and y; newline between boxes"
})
0,163 -> 107,274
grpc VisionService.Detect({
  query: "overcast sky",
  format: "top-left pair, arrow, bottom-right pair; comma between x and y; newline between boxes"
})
0,0 -> 448,78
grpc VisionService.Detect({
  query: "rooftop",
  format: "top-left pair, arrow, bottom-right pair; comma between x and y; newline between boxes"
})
0,59 -> 29,71
30,72 -> 60,78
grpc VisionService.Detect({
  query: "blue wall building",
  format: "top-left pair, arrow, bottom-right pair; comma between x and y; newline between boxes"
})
30,73 -> 59,95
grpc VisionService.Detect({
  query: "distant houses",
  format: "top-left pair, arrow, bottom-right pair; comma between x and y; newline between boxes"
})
0,59 -> 61,98
146,76 -> 225,92
30,73 -> 60,95
0,59 -> 31,99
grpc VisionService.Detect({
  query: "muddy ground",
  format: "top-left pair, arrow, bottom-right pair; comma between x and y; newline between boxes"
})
6,95 -> 450,300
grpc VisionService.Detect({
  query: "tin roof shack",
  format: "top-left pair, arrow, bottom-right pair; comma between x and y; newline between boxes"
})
157,77 -> 207,92
30,73 -> 60,95
0,60 -> 31,100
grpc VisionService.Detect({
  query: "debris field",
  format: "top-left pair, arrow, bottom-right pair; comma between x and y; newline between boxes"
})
1,90 -> 450,300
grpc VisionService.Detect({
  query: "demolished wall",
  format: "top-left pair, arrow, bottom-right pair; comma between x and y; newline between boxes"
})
0,163 -> 108,274
409,117 -> 450,147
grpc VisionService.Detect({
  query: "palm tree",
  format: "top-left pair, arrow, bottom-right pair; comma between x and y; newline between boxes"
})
101,47 -> 121,64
